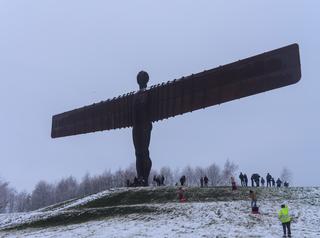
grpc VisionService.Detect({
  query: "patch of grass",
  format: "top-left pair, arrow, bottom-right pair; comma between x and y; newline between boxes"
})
78,187 -> 257,209
3,205 -> 158,231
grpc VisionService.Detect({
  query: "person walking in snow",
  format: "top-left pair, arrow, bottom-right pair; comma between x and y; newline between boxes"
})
278,204 -> 292,237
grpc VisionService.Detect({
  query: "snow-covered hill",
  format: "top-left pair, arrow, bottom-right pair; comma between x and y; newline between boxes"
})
0,187 -> 319,237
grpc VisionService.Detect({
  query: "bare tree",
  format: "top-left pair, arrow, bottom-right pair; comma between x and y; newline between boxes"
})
55,176 -> 78,203
31,181 -> 54,210
182,166 -> 196,186
221,159 -> 238,185
194,166 -> 206,186
78,173 -> 92,196
206,163 -> 221,186
0,181 -> 10,213
160,166 -> 174,185
14,191 -> 31,212
280,167 -> 293,184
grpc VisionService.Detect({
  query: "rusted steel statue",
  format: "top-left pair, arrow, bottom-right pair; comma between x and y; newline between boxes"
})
51,44 -> 301,186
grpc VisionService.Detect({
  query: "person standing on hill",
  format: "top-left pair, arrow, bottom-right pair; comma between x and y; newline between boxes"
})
276,178 -> 282,187
249,190 -> 257,208
231,176 -> 237,190
180,175 -> 186,186
261,177 -> 265,187
243,174 -> 248,187
266,173 -> 272,187
177,187 -> 186,202
200,177 -> 204,188
251,173 -> 260,187
251,174 -> 255,187
278,204 -> 292,237
239,172 -> 244,186
272,177 -> 276,187
204,175 -> 209,187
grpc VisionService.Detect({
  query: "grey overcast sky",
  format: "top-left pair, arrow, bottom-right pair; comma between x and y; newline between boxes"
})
0,1 -> 319,191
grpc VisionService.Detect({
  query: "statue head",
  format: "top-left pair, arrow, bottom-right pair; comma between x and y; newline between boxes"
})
137,71 -> 149,89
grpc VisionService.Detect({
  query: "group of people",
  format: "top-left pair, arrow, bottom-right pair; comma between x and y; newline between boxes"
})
248,189 -> 292,237
153,175 -> 165,186
126,177 -> 147,187
239,172 -> 290,188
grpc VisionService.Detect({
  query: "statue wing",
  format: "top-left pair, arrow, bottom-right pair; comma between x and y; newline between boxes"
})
51,44 -> 301,138
51,92 -> 135,138
147,43 -> 301,123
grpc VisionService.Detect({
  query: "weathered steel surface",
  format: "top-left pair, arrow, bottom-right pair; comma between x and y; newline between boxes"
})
51,43 -> 301,138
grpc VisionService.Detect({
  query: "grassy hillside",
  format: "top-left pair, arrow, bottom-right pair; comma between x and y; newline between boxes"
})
1,186 -> 318,231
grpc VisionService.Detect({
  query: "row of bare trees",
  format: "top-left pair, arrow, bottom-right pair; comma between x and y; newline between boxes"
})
2,160 -> 294,213
0,160 -> 238,213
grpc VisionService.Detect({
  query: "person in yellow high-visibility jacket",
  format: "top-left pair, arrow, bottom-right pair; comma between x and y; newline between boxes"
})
278,204 -> 292,237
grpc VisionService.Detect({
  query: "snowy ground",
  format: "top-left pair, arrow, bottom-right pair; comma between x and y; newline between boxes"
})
0,187 -> 319,238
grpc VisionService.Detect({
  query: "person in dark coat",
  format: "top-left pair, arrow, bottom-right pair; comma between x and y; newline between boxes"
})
251,173 -> 260,187
261,177 -> 265,187
160,175 -> 165,186
243,174 -> 248,187
251,174 -> 255,187
133,177 -> 139,187
239,172 -> 244,186
284,181 -> 289,187
254,174 -> 260,187
276,178 -> 282,187
180,175 -> 186,186
204,176 -> 209,187
272,177 -> 276,187
200,177 -> 204,188
266,173 -> 272,187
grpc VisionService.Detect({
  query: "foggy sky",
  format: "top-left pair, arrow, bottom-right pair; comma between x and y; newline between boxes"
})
0,1 -> 319,191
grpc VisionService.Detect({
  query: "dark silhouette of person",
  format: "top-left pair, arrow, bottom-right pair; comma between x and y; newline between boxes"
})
200,177 -> 204,188
251,173 -> 260,187
153,175 -> 161,186
204,176 -> 209,187
180,175 -> 186,186
133,177 -> 139,187
239,172 -> 244,186
266,173 -> 272,187
243,174 -> 248,187
276,178 -> 282,187
284,181 -> 289,187
132,71 -> 152,186
261,177 -> 265,187
272,177 -> 276,187
251,174 -> 255,187
160,175 -> 165,186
